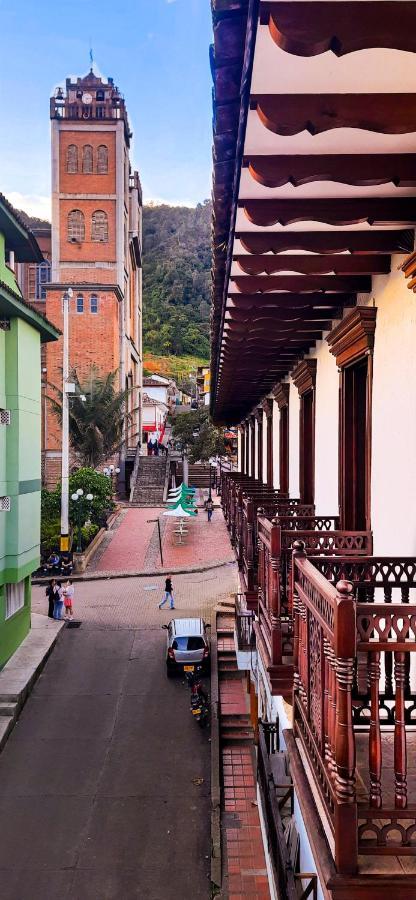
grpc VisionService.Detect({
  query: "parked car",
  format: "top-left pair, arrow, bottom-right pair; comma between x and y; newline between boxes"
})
163,618 -> 211,676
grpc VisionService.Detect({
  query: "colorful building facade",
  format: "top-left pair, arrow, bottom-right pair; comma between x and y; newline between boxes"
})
0,195 -> 58,667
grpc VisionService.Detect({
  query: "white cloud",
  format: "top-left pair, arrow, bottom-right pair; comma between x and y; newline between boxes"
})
5,191 -> 51,221
145,196 -> 196,208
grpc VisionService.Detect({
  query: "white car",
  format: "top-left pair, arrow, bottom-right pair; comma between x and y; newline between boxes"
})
163,617 -> 211,676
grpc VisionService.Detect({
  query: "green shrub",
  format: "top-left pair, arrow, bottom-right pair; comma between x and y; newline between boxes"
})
40,518 -> 62,553
80,523 -> 100,549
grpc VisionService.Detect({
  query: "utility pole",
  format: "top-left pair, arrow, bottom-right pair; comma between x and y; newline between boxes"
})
60,288 -> 73,552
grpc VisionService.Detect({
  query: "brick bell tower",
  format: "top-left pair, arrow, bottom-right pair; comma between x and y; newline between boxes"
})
45,70 -> 143,489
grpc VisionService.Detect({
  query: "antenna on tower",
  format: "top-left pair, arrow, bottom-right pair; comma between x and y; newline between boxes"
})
89,40 -> 94,72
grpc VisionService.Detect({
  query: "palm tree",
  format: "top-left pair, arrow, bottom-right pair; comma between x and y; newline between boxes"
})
48,367 -> 138,470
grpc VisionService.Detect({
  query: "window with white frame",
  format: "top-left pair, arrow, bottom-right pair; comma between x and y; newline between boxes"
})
35,260 -> 51,300
90,294 -> 98,313
5,581 -> 25,619
76,294 -> 84,313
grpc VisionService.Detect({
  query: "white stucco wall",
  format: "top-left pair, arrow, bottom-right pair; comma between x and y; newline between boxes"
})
310,341 -> 339,516
366,259 -> 416,554
144,385 -> 168,405
262,410 -> 268,484
288,381 -> 300,498
272,400 -> 280,489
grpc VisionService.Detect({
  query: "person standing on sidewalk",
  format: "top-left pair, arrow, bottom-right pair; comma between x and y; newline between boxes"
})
159,575 -> 175,610
45,579 -> 59,618
62,579 -> 75,621
53,582 -> 64,620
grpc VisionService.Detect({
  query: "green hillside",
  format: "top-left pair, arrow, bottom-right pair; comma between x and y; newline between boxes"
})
142,200 -> 211,359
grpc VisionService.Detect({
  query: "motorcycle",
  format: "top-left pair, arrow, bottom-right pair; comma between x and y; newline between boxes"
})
185,666 -> 210,728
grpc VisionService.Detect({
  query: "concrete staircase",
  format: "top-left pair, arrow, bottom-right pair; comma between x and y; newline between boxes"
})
130,456 -> 168,507
217,608 -> 255,745
187,464 -> 212,488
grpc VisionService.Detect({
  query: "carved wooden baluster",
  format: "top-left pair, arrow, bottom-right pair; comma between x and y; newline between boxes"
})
368,651 -> 382,808
269,518 -> 282,667
327,642 -> 337,776
394,651 -> 407,809
323,636 -> 331,770
292,542 -> 306,697
334,580 -> 357,875
245,498 -> 254,591
400,585 -> 412,698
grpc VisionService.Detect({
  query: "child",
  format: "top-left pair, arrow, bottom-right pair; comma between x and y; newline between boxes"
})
62,579 -> 74,621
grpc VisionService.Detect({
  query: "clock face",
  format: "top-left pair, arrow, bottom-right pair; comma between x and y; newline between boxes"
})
82,92 -> 93,105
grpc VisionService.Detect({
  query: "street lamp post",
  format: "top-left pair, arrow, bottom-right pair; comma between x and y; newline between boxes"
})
60,288 -> 73,552
103,465 -> 120,494
71,489 -> 94,554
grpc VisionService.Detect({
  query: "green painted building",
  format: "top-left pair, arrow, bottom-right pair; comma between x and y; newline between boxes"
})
0,194 -> 59,667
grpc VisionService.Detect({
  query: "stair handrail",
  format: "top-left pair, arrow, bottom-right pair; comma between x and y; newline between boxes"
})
163,451 -> 171,502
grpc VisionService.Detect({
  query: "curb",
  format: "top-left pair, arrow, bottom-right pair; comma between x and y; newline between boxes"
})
210,622 -> 222,893
32,558 -> 236,586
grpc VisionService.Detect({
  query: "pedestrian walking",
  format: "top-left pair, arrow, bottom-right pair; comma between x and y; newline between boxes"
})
45,578 -> 59,618
159,575 -> 175,610
53,582 -> 64,620
62,579 -> 75,621
206,497 -> 214,523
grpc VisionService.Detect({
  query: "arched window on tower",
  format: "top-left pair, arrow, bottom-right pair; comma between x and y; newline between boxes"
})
67,144 -> 78,174
91,210 -> 108,242
67,209 -> 85,243
97,145 -> 108,174
82,145 -> 93,174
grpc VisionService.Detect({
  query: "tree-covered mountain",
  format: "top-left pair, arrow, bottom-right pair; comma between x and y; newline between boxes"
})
142,200 -> 211,359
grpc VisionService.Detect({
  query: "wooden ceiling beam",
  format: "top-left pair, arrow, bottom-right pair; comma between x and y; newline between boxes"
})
239,198 -> 416,227
227,292 -> 355,309
259,3 -> 416,57
235,230 -> 414,255
250,94 -> 416,137
243,154 -> 416,189
231,274 -> 371,292
233,254 -> 390,276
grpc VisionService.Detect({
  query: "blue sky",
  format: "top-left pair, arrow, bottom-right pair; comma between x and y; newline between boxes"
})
1,0 -> 213,219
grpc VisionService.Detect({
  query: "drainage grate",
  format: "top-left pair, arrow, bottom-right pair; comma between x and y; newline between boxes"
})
0,496 -> 11,512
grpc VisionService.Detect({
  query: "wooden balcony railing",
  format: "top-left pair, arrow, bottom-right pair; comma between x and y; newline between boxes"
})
235,594 -> 256,652
256,517 -> 372,695
292,546 -> 416,876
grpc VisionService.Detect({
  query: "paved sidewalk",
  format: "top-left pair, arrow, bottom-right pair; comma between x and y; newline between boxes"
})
90,508 -> 165,573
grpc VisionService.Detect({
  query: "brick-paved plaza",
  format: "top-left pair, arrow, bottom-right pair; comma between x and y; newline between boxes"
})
87,489 -> 234,576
